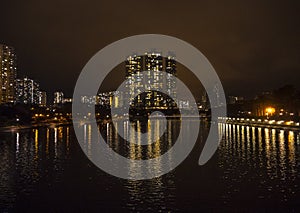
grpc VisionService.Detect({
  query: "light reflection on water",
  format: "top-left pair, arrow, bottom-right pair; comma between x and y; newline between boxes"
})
0,121 -> 300,211
218,123 -> 300,204
100,119 -> 177,211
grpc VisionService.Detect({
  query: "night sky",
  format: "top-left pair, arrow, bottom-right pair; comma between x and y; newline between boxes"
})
0,0 -> 299,99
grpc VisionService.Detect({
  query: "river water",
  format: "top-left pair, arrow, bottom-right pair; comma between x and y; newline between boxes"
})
0,120 -> 300,211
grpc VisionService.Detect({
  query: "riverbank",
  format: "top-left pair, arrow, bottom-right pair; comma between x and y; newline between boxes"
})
0,121 -> 72,132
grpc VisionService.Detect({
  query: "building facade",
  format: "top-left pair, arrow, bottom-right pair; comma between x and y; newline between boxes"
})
39,91 -> 47,107
125,52 -> 177,109
0,44 -> 17,104
54,92 -> 64,105
15,77 -> 43,105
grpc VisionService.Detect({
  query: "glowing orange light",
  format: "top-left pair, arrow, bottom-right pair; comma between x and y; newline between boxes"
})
265,107 -> 275,115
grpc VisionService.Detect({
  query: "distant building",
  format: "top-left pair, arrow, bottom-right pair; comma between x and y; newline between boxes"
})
179,100 -> 190,109
80,91 -> 124,108
97,92 -> 110,106
201,91 -> 209,109
54,92 -> 64,105
228,96 -> 244,105
15,77 -> 41,105
63,98 -> 72,104
111,91 -> 123,108
15,79 -> 23,103
0,44 -> 17,104
81,95 -> 97,105
212,84 -> 221,107
39,91 -> 47,107
125,52 -> 177,109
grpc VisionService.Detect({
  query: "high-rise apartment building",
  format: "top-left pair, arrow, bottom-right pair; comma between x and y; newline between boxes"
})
125,52 -> 177,109
15,77 -> 41,105
39,91 -> 47,107
54,91 -> 64,105
0,44 -> 17,104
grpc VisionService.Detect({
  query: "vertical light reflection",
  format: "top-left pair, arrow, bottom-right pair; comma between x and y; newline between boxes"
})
167,119 -> 173,168
236,125 -> 241,157
83,124 -> 87,151
54,127 -> 58,158
264,128 -> 271,169
66,127 -> 70,152
46,128 -> 50,155
225,124 -> 229,146
58,127 -> 63,140
232,124 -> 236,153
224,124 -> 229,155
87,124 -> 92,157
288,131 -> 295,174
167,120 -> 172,147
246,126 -> 250,160
278,130 -> 286,179
218,123 -> 222,141
129,123 -> 136,160
258,128 -> 263,166
136,121 -> 142,159
34,129 -> 39,160
147,120 -> 153,158
114,122 -> 119,152
228,124 -> 232,142
153,119 -> 161,158
270,129 -> 277,170
105,123 -> 113,149
228,124 -> 233,156
241,126 -> 245,160
16,132 -> 19,154
271,129 -> 276,150
150,119 -> 163,177
124,121 -> 128,143
252,127 -> 256,153
128,121 -> 139,181
232,124 -> 236,141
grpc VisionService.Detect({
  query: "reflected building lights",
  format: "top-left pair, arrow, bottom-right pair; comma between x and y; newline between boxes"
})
46,128 -> 50,155
241,126 -> 245,160
66,127 -> 70,152
114,122 -> 119,152
278,130 -> 286,179
136,121 -> 142,159
153,120 -> 161,158
264,129 -> 270,169
83,124 -> 87,151
252,127 -> 256,153
54,127 -> 58,158
288,131 -> 296,171
246,127 -> 250,160
16,132 -> 19,154
257,128 -> 263,166
147,120 -> 153,158
34,129 -> 38,160
87,124 -> 92,157
167,120 -> 173,166
236,125 -> 240,157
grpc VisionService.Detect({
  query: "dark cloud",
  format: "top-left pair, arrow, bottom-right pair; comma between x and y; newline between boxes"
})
0,0 -> 299,99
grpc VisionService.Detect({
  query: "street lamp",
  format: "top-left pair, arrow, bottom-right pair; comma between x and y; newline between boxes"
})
265,107 -> 275,119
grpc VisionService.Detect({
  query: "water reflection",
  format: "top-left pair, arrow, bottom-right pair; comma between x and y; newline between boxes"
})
100,119 -> 177,211
218,122 -> 299,204
0,126 -> 72,211
0,121 -> 300,211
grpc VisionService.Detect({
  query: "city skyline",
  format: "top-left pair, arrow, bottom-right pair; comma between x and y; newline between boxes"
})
2,41 -> 299,108
0,1 -> 300,211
